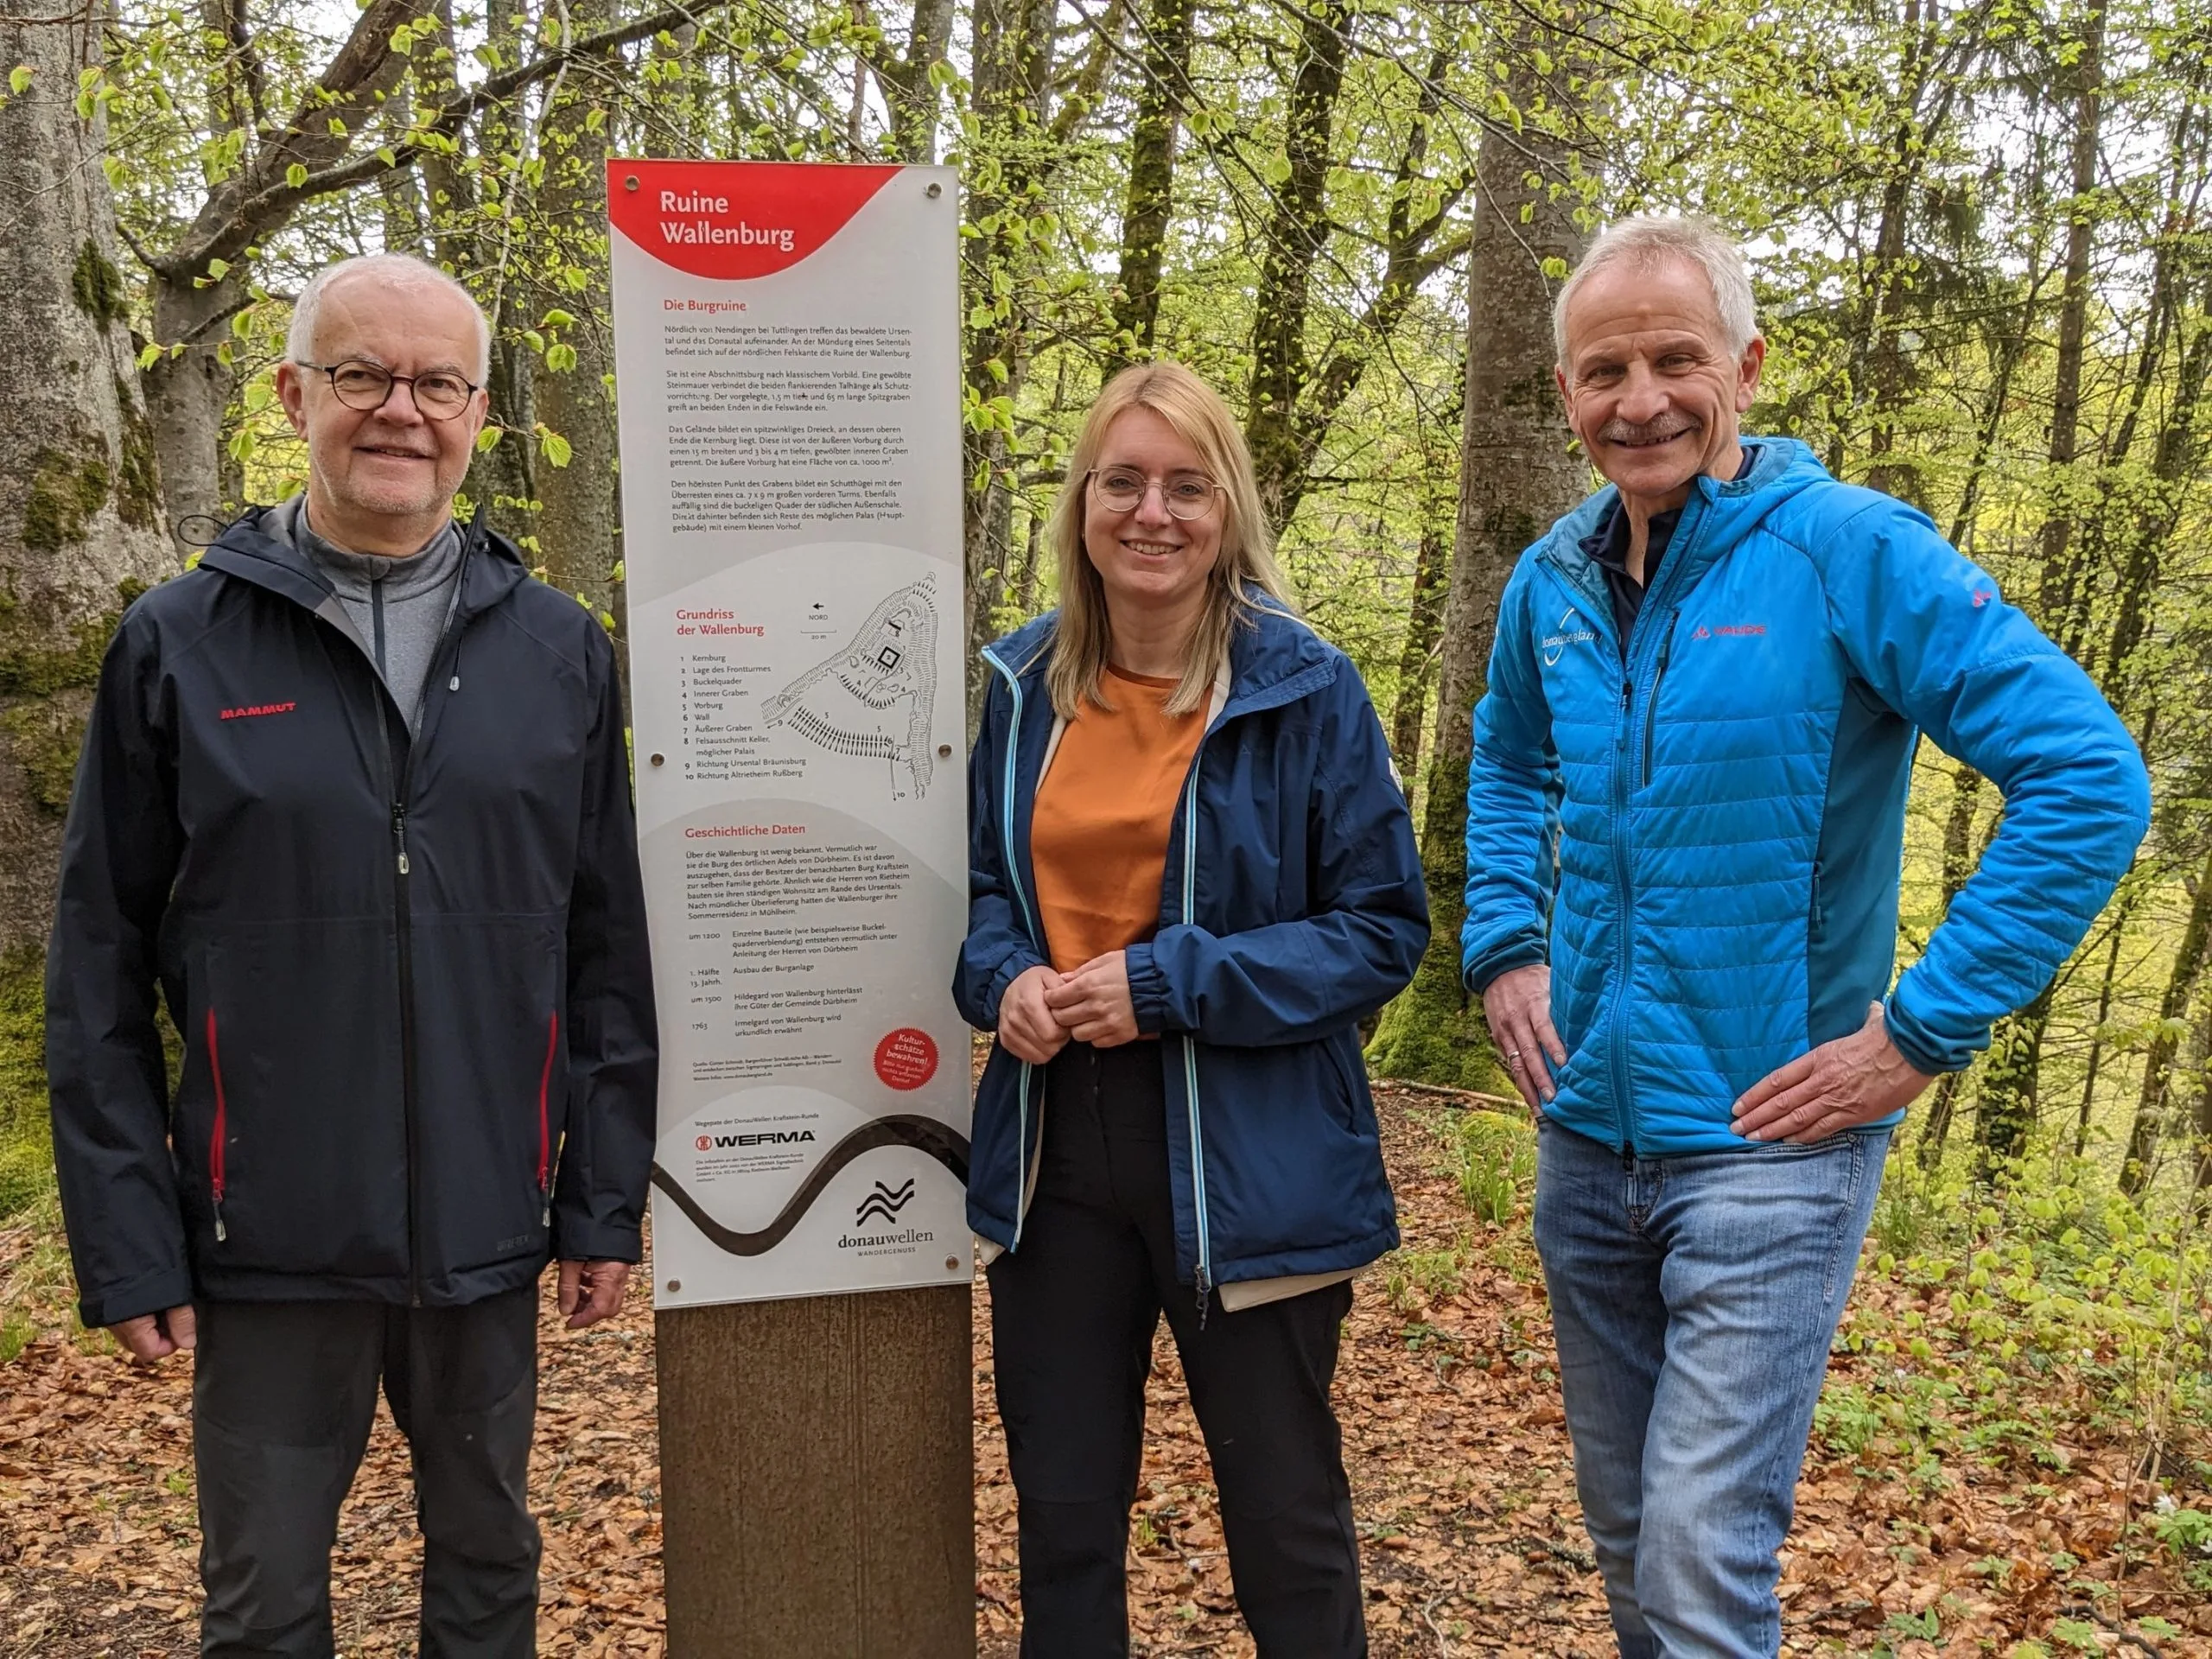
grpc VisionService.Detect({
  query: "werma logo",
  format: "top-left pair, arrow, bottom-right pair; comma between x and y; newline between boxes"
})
220,702 -> 296,720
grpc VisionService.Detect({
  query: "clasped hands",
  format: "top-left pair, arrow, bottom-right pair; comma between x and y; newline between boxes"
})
997,954 -> 1138,1062
1483,965 -> 1931,1142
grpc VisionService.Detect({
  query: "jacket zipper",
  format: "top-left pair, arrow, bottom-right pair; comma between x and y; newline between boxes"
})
1179,728 -> 1215,1327
537,1012 -> 560,1225
382,536 -> 476,1305
1608,498 -> 1715,1156
205,1008 -> 229,1242
1640,608 -> 1681,789
981,646 -> 1044,1251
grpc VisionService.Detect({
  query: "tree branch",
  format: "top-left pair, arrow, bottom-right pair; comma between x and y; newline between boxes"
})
159,0 -> 719,277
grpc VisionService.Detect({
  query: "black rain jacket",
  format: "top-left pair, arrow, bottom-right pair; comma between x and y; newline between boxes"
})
47,509 -> 658,1328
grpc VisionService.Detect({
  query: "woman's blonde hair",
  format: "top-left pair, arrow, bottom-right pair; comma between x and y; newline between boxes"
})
1044,360 -> 1292,720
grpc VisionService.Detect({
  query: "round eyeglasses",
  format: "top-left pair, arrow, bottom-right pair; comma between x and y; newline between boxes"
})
298,359 -> 480,420
1085,467 -> 1223,521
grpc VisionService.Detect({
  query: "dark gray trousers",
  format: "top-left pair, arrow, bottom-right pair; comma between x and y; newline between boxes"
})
192,1286 -> 541,1658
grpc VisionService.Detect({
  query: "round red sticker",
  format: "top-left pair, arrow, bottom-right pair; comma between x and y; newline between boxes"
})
874,1027 -> 938,1090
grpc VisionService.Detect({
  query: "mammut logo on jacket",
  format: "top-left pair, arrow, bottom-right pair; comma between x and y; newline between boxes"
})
219,702 -> 296,721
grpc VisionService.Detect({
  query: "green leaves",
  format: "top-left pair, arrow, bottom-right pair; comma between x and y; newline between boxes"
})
8,66 -> 31,97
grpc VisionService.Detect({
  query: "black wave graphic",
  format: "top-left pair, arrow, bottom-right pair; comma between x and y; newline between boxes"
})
652,1114 -> 970,1258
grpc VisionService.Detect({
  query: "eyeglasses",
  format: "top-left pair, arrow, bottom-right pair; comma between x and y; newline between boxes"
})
1086,467 -> 1223,521
298,359 -> 480,420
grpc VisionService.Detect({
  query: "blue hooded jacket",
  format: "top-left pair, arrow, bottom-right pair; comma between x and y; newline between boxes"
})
1462,440 -> 2151,1156
955,604 -> 1428,1303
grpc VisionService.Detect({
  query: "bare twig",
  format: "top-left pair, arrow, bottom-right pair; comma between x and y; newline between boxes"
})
1376,1077 -> 1523,1111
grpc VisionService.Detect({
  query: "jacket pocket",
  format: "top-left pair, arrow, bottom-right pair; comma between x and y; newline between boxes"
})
192,919 -> 409,1278
204,1010 -> 230,1241
1198,1039 -> 1392,1270
407,914 -> 567,1279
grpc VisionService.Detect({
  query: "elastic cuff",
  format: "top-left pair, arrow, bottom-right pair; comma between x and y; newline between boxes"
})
78,1262 -> 196,1331
986,950 -> 1044,1028
1882,995 -> 1970,1076
1465,942 -> 1547,999
552,1217 -> 644,1264
1123,940 -> 1170,1033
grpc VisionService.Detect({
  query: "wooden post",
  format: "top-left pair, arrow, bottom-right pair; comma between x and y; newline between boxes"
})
657,1285 -> 975,1657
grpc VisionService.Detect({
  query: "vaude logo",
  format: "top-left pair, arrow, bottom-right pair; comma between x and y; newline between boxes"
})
693,1128 -> 817,1151
1541,608 -> 1598,667
854,1178 -> 916,1228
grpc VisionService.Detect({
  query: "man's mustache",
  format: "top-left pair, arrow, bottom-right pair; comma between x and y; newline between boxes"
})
1597,416 -> 1699,445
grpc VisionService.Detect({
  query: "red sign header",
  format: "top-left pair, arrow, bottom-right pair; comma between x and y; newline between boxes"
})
607,159 -> 901,280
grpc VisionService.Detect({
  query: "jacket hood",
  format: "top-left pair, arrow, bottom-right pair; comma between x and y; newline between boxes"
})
981,595 -> 1340,718
203,504 -> 528,621
1538,437 -> 1835,583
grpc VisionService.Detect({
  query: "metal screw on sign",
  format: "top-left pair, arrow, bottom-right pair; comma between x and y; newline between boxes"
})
665,1279 -> 681,1293
937,743 -> 952,759
650,753 -> 665,766
944,1257 -> 960,1272
925,181 -> 942,199
624,175 -> 640,192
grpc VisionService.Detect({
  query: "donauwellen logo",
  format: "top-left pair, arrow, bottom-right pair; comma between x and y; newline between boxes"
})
1542,607 -> 1598,667
854,1178 -> 916,1229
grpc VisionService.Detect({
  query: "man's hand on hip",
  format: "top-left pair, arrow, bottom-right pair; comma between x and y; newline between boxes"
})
1732,1002 -> 1932,1144
110,1304 -> 196,1362
557,1260 -> 631,1330
1480,963 -> 1566,1110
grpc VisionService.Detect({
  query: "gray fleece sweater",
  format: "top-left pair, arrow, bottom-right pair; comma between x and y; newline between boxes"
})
265,494 -> 463,727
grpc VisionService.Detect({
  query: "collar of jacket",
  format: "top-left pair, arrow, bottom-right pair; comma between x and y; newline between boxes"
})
982,594 -> 1340,728
201,505 -> 526,626
1536,437 -> 1834,623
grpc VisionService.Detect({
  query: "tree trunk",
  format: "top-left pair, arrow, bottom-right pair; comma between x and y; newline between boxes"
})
1387,500 -> 1451,794
1365,45 -> 1589,1088
2120,845 -> 2212,1199
2192,996 -> 2212,1219
1915,765 -> 1984,1168
531,0 -> 620,628
1243,0 -> 1349,530
0,3 -> 177,955
959,0 -> 1056,736
1103,0 -> 1197,374
2074,912 -> 2129,1158
1386,372 -> 1464,791
2034,0 -> 2107,631
868,0 -> 956,163
1976,983 -> 2050,1173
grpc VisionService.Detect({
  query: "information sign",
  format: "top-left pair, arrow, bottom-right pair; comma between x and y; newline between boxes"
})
607,160 -> 969,1308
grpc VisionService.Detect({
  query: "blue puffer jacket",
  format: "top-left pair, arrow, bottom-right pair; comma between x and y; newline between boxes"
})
955,604 -> 1428,1302
1462,439 -> 2151,1156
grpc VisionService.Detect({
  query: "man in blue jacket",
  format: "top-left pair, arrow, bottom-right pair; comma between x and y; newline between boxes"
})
47,254 -> 657,1656
1462,217 -> 2150,1656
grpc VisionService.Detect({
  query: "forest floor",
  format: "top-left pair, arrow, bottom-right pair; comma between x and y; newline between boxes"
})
0,1087 -> 2207,1657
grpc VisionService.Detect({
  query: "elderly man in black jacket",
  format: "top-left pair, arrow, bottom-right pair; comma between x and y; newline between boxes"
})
47,251 -> 658,1657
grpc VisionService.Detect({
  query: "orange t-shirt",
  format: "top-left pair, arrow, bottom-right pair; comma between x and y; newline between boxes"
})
1031,666 -> 1206,976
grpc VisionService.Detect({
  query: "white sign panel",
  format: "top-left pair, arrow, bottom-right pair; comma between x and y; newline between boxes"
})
607,160 -> 969,1307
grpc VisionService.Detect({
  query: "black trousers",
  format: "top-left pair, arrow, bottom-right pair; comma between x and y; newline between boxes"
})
987,1042 -> 1366,1659
192,1286 -> 541,1658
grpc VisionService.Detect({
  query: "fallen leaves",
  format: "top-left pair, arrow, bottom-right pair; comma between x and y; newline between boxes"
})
1,1088 -> 2204,1656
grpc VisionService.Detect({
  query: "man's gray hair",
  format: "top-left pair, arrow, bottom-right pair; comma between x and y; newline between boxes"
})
286,253 -> 493,383
1553,215 -> 1758,365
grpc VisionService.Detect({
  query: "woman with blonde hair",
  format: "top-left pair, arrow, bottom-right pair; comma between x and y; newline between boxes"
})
954,360 -> 1428,1656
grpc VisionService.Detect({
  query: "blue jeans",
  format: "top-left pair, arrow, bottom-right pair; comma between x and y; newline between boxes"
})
1532,1117 -> 1890,1658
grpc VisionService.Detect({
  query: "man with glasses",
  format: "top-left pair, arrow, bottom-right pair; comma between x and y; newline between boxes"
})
47,252 -> 657,1656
